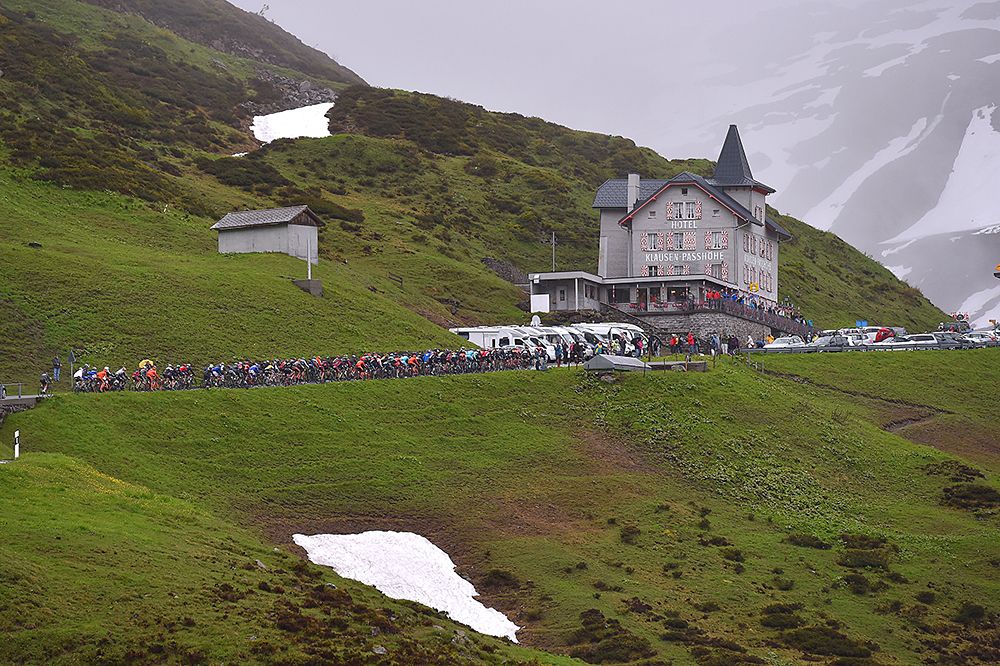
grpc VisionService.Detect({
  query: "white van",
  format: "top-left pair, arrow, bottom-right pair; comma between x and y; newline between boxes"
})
510,327 -> 557,361
450,326 -> 502,349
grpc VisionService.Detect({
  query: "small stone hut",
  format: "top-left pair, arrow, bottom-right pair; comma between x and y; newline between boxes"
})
211,205 -> 321,265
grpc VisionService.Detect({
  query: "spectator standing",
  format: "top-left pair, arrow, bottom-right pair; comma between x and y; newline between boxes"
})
687,332 -> 697,355
52,355 -> 61,382
721,334 -> 729,356
555,342 -> 563,368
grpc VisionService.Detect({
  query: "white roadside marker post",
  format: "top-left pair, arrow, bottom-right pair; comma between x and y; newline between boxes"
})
14,430 -> 20,460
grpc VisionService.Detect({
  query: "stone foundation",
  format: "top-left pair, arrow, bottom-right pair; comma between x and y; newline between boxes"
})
642,312 -> 772,342
293,279 -> 324,297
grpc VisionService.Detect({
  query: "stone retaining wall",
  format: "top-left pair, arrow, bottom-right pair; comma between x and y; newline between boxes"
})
643,312 -> 772,342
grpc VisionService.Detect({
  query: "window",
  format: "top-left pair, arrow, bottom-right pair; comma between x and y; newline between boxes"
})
648,233 -> 662,251
673,232 -> 684,248
713,209 -> 720,217
648,265 -> 662,277
672,265 -> 685,276
681,187 -> 689,196
710,264 -> 723,279
711,231 -> 722,249
559,289 -> 566,302
674,202 -> 684,220
648,209 -> 657,218
685,202 -> 697,219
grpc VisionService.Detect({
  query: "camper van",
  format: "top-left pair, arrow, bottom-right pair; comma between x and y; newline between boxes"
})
573,323 -> 646,354
510,327 -> 558,361
449,326 -> 504,349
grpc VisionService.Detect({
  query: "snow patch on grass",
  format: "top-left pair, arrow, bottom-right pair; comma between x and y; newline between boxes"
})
294,531 -> 519,642
251,102 -> 335,144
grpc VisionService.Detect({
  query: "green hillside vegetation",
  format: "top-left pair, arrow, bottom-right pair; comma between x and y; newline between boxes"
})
3,352 -> 998,664
0,171 -> 462,382
79,0 -> 366,86
0,2 -> 945,385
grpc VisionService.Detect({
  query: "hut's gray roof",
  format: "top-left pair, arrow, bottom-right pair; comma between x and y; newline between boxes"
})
583,354 -> 652,372
211,205 -> 321,231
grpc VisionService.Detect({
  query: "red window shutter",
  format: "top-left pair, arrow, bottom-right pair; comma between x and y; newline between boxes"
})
705,231 -> 713,249
721,229 -> 729,249
721,261 -> 730,282
640,233 -> 649,251
665,202 -> 673,219
695,201 -> 703,219
640,264 -> 649,277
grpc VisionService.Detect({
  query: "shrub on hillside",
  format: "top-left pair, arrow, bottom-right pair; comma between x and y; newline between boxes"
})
782,626 -> 872,658
480,569 -> 519,590
953,602 -> 986,626
568,609 -> 655,664
196,156 -> 290,192
619,525 -> 641,545
924,460 -> 985,483
942,484 -> 1000,510
787,533 -> 831,549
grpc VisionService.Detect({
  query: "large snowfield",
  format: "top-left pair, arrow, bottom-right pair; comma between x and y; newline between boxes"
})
250,102 -> 335,144
293,531 -> 520,642
891,105 -> 1000,242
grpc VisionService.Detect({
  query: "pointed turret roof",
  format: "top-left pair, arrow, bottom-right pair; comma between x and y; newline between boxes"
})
709,125 -> 775,193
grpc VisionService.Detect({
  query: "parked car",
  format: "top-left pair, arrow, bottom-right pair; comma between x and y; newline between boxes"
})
807,334 -> 851,351
930,332 -> 974,349
765,335 -> 807,349
966,330 -> 999,346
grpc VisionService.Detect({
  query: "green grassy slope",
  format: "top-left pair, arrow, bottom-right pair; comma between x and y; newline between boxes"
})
0,453 -> 572,665
0,170 -> 463,383
4,352 -> 998,664
0,1 -> 945,383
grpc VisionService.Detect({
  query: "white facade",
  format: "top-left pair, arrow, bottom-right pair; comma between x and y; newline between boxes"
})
217,223 -> 318,265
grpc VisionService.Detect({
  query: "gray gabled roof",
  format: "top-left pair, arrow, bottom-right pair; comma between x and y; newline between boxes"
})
583,354 -> 651,372
210,205 -> 321,231
616,171 -> 792,240
592,179 -> 668,208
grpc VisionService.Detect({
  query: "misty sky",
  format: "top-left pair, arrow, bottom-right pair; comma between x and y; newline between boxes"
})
228,0 -> 863,162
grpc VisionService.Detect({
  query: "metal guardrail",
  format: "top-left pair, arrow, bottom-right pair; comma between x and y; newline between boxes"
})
0,383 -> 26,400
746,341 -> 999,354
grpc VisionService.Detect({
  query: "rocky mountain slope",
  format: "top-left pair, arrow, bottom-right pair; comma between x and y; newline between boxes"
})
668,0 -> 1000,326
